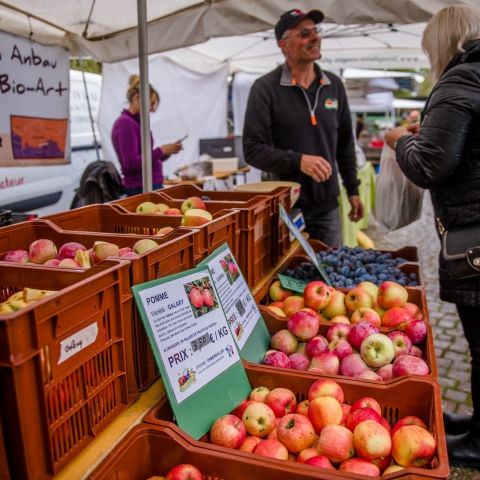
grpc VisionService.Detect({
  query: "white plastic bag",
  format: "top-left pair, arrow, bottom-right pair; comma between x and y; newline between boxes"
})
374,144 -> 424,231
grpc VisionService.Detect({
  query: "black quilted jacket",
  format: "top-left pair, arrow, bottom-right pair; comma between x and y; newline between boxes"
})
396,39 -> 480,306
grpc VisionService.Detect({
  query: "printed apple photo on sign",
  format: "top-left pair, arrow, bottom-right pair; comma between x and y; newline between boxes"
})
219,253 -> 239,285
184,277 -> 219,318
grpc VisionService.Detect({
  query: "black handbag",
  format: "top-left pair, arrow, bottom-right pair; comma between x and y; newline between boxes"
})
438,218 -> 480,279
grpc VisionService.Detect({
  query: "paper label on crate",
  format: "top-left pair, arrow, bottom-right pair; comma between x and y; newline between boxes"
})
199,244 -> 269,355
58,322 -> 98,364
134,266 -> 242,404
278,273 -> 308,294
279,205 -> 331,286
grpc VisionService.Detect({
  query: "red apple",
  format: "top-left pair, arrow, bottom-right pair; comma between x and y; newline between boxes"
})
354,370 -> 383,381
282,295 -> 305,316
308,352 -> 340,375
347,321 -> 379,351
308,396 -> 343,433
263,351 -> 291,369
326,322 -> 352,342
353,419 -> 392,460
166,464 -> 202,480
269,280 -> 292,302
58,258 -> 81,268
288,352 -> 310,371
404,319 -> 427,344
391,424 -> 436,467
287,310 -> 320,341
232,399 -> 254,419
392,354 -> 429,377
345,286 -> 373,312
305,335 -> 329,358
387,330 -> 413,357
202,288 -> 214,308
303,281 -> 331,311
165,207 -> 182,215
181,209 -> 212,225
2,249 -> 29,263
264,388 -> 297,418
351,397 -> 382,416
188,287 -> 204,308
403,301 -> 421,318
271,329 -> 298,355
321,290 -> 346,318
242,402 -> 276,437
358,281 -> 379,301
296,400 -> 310,417
239,436 -> 262,453
340,458 -> 380,476
409,345 -> 423,357
377,363 -> 394,381
249,386 -> 270,402
345,407 -> 382,431
210,414 -> 247,449
377,281 -> 408,309
316,424 -> 354,462
180,196 -> 207,213
296,447 -> 319,463
330,315 -> 351,324
350,307 -> 381,327
277,413 -> 316,453
328,338 -> 353,360
392,415 -> 427,436
29,239 -> 57,264
382,306 -> 413,329
308,378 -> 344,403
57,241 -> 86,260
304,455 -> 335,469
253,438 -> 289,460
340,353 -> 369,377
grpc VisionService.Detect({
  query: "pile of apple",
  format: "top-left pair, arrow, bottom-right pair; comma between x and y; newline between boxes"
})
136,196 -> 213,226
262,280 -> 430,380
209,378 -> 437,476
146,463 -> 203,480
1,237 -> 162,268
0,287 -> 57,314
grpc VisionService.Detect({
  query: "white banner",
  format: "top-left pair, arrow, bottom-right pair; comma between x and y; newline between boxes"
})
0,31 -> 70,166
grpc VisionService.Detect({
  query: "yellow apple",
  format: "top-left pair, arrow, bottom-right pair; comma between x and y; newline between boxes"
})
181,209 -> 213,226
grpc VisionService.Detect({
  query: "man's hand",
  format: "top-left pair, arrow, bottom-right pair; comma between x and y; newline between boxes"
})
384,127 -> 410,149
348,195 -> 364,222
161,141 -> 183,156
300,154 -> 332,182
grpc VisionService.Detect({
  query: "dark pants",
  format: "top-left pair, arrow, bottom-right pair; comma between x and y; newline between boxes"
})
457,304 -> 480,420
302,207 -> 341,247
124,183 -> 163,197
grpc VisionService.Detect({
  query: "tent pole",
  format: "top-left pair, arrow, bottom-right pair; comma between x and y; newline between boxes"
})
137,0 -> 152,192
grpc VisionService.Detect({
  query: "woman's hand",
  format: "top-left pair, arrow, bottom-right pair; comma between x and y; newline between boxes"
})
384,126 -> 411,149
161,141 -> 183,156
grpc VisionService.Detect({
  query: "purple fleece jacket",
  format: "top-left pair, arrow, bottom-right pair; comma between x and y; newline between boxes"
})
111,109 -> 166,189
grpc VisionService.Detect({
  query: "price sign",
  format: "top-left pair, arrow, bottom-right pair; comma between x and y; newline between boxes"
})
277,273 -> 309,294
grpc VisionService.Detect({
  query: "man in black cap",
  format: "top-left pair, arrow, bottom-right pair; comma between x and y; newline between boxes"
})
243,9 -> 363,247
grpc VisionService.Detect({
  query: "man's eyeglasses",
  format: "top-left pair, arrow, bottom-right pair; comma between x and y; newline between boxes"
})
282,26 -> 320,40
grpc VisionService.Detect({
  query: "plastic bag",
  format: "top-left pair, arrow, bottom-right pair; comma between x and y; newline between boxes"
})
374,144 -> 424,231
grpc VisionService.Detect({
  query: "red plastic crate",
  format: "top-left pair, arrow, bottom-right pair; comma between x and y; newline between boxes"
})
144,366 -> 449,479
0,219 -> 197,399
0,260 -> 131,479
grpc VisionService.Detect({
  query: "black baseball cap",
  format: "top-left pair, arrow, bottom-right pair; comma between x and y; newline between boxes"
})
274,9 -> 325,41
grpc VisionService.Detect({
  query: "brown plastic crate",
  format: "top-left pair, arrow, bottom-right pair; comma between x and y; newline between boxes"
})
112,191 -> 272,287
144,365 -> 449,479
161,183 -> 292,264
0,260 -> 131,479
90,423 -> 338,480
0,219 -> 197,399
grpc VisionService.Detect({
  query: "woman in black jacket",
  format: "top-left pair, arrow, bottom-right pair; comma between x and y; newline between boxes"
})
385,5 -> 480,468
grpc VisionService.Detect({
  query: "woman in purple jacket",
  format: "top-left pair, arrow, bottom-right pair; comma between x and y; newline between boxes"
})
111,75 -> 182,196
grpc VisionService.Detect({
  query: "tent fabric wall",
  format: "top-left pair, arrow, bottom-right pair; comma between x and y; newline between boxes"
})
98,56 -> 228,178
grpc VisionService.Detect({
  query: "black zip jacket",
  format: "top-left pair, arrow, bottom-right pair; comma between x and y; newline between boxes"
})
396,39 -> 480,306
243,63 -> 359,213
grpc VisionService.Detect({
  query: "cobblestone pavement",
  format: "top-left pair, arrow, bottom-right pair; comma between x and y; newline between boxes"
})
366,196 -> 478,479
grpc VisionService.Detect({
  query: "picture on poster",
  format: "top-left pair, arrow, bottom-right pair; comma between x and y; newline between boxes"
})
184,276 -> 219,318
219,252 -> 240,285
11,115 -> 67,159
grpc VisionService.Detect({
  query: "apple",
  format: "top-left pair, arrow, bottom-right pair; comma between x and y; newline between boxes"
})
409,345 -> 423,357
404,301 -> 421,318
58,258 -> 81,268
201,288 -> 214,308
155,203 -> 170,213
210,414 -> 247,449
263,351 -> 291,369
339,458 -> 380,476
253,438 -> 289,460
387,330 -> 413,357
57,241 -> 86,261
377,281 -> 408,309
296,447 -> 319,463
287,310 -> 320,341
93,241 -> 119,261
304,455 -> 335,469
340,353 -> 369,377
382,306 -> 413,329
29,239 -> 57,264
358,281 -> 379,301
377,363 -> 394,381
326,322 -> 351,342
249,386 -> 270,402
266,305 -> 286,317
239,436 -> 262,453
347,321 -> 379,351
242,402 -> 276,437
305,335 -> 329,358
330,315 -> 351,324
345,286 -> 372,312
351,397 -> 382,416
308,352 -> 340,375
188,287 -> 204,309
74,249 -> 90,267
308,396 -> 343,432
391,424 -> 436,467
288,352 -> 310,371
166,464 -> 202,480
282,295 -> 304,316
328,338 -> 353,360
156,226 -> 175,237
2,249 -> 29,263
392,355 -> 429,377
308,378 -> 344,403
355,370 -> 383,381
43,258 -> 61,267
350,307 -> 381,327
345,407 -> 382,431
392,415 -> 427,436
181,209 -> 212,225
270,329 -> 298,355
136,201 -> 158,214
131,238 -> 158,254
118,247 -> 132,256
276,413 -> 316,453
353,419 -> 392,460
268,280 -> 292,302
383,464 -> 404,474
296,400 -> 310,417
404,319 -> 427,344
264,387 -> 297,418
228,262 -> 238,276
180,196 -> 207,213
316,424 -> 354,463
321,290 -> 346,318
165,208 -> 182,215
303,281 -> 331,311
360,333 -> 395,368
341,403 -> 352,425
232,399 -> 255,419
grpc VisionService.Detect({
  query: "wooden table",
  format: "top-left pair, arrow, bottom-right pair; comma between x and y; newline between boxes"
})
164,166 -> 250,187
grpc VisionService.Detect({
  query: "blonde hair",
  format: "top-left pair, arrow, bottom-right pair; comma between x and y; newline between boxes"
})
126,74 -> 159,104
422,5 -> 480,83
